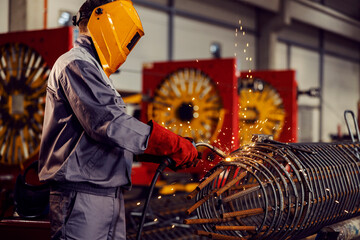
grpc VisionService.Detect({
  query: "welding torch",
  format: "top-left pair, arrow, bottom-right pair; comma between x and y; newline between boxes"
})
136,142 -> 227,240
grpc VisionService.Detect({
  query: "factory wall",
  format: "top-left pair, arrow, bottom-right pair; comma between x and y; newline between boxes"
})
275,21 -> 360,142
323,56 -> 359,140
0,0 -> 9,33
4,0 -> 360,143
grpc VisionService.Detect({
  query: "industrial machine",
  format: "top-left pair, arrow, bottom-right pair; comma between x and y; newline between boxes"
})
238,70 -> 298,145
142,58 -> 238,149
185,111 -> 360,240
0,27 -> 73,167
0,27 -> 73,240
138,58 -> 239,182
137,62 -> 298,184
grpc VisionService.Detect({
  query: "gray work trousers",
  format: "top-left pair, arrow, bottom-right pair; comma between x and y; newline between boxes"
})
49,184 -> 126,240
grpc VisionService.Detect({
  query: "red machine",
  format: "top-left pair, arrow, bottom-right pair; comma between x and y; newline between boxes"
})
133,60 -> 298,185
0,27 -> 74,239
0,27 -> 74,167
0,27 -> 73,67
239,70 -> 298,144
135,58 -> 238,184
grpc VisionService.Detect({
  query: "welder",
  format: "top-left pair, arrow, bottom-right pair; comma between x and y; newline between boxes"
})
38,0 -> 198,239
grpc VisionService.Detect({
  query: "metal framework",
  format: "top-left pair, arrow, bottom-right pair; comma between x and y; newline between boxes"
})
185,140 -> 360,239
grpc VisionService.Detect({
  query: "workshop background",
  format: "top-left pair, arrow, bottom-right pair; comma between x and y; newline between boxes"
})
1,0 -> 360,239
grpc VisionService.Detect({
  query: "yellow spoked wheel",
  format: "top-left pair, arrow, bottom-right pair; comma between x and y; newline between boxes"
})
239,78 -> 285,145
148,68 -> 225,143
0,43 -> 50,166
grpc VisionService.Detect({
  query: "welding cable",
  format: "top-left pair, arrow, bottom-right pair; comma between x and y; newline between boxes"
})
136,157 -> 174,240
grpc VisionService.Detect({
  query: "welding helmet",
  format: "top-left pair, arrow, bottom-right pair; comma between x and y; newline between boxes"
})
73,0 -> 144,76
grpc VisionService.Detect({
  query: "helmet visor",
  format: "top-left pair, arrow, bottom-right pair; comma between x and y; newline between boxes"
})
88,0 -> 144,76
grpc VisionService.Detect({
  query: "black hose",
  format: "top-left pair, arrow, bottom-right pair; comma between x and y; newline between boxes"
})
136,157 -> 174,240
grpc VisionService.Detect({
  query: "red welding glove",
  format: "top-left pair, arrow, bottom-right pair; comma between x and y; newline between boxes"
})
144,120 -> 198,170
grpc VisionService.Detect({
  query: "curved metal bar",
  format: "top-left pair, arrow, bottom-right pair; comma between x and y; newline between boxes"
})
189,141 -> 360,240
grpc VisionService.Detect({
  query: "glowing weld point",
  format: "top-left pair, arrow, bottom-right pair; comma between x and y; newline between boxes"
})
172,225 -> 175,228
154,218 -> 158,222
137,202 -> 141,206
158,196 -> 162,199
225,157 -> 232,162
167,107 -> 171,111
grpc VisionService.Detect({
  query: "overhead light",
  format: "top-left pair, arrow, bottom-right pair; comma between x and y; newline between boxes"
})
210,42 -> 221,58
58,11 -> 72,26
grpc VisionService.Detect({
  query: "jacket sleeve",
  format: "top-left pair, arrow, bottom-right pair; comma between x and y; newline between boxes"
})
58,59 -> 150,154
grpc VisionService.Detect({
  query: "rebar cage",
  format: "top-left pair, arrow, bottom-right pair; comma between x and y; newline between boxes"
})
185,141 -> 360,240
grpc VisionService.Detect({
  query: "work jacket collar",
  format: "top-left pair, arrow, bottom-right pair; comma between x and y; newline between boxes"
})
74,35 -> 101,65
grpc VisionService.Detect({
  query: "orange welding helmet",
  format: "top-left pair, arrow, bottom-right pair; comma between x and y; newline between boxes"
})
73,0 -> 144,76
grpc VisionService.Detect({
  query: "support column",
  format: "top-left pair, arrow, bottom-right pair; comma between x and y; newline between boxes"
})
257,0 -> 290,70
168,0 -> 174,61
9,0 -> 27,32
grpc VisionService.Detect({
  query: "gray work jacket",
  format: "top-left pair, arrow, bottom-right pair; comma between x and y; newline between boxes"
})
38,35 -> 150,188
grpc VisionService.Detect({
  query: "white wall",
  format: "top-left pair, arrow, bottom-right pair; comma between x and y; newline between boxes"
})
174,16 -> 256,72
26,0 -> 83,30
26,0 -> 43,30
0,0 -> 9,33
47,0 -> 83,28
323,56 -> 360,141
274,44 -> 321,142
291,47 -> 320,107
274,42 -> 288,70
175,0 -> 256,30
290,47 -> 320,143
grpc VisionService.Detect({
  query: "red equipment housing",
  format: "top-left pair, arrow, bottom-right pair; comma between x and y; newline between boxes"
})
240,70 -> 298,143
135,58 -> 238,185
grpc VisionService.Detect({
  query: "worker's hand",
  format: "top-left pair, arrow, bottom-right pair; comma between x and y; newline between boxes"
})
143,121 -> 199,170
